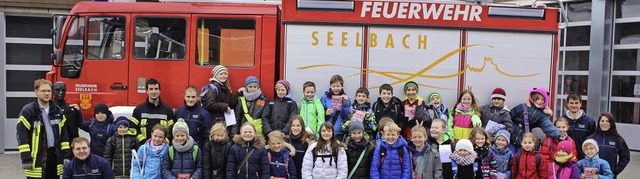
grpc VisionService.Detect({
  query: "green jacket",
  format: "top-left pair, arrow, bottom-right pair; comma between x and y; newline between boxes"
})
300,96 -> 325,136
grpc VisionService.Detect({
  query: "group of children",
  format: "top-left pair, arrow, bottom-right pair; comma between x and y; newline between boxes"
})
70,68 -> 625,179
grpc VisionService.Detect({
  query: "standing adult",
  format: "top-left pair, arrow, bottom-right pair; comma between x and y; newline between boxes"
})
175,85 -> 213,145
62,137 -> 115,179
131,78 -> 175,143
562,93 -> 596,159
588,113 -> 630,179
53,81 -> 84,140
17,79 -> 71,178
202,65 -> 238,137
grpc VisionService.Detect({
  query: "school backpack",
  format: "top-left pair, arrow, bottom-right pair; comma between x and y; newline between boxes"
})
513,151 -> 541,177
168,145 -> 199,164
378,147 -> 404,168
200,84 -> 219,106
268,152 -> 290,176
312,148 -> 339,168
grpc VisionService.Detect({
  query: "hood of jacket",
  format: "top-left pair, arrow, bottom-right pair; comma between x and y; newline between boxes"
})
232,134 -> 266,149
406,141 -> 429,156
265,142 -> 296,157
380,135 -> 408,150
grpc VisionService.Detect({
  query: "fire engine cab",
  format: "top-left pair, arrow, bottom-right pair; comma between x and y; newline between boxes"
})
48,0 -> 561,119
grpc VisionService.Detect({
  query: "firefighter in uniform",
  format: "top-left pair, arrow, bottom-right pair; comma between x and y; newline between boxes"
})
130,78 -> 175,143
17,79 -> 71,178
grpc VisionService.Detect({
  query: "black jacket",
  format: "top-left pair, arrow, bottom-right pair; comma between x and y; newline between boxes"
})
202,80 -> 238,124
131,97 -> 175,143
104,133 -> 139,177
373,96 -> 407,130
55,100 -> 83,140
285,135 -> 309,179
203,138 -> 233,179
262,96 -> 298,135
345,141 -> 374,179
62,154 -> 115,179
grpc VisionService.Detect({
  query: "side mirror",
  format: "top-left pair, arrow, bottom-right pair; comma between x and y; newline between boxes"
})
52,16 -> 66,48
51,49 -> 62,66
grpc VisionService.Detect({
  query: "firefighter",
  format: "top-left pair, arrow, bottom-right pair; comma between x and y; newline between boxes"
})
17,79 -> 71,179
130,78 -> 175,143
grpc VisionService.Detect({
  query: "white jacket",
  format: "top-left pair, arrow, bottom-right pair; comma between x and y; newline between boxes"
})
301,142 -> 347,179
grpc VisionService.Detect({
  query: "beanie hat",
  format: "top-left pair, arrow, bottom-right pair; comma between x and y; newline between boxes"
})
491,88 -> 507,101
349,120 -> 365,134
275,80 -> 291,94
558,140 -> 574,153
582,139 -> 599,153
114,116 -> 130,128
529,87 -> 550,109
495,129 -> 511,144
428,92 -> 441,101
173,118 -> 190,136
211,65 -> 228,79
94,103 -> 109,115
244,76 -> 260,88
404,81 -> 419,94
455,139 -> 474,152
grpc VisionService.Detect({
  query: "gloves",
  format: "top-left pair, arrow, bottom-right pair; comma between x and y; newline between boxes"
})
22,163 -> 33,170
64,159 -> 70,165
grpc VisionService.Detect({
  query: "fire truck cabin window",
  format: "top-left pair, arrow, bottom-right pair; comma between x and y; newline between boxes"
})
134,17 -> 186,60
196,18 -> 256,67
87,17 -> 126,60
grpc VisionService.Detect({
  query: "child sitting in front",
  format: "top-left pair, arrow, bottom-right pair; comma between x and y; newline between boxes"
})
371,122 -> 411,179
548,140 -> 579,179
577,139 -> 614,179
267,131 -> 297,179
450,139 -> 477,178
407,125 -> 442,179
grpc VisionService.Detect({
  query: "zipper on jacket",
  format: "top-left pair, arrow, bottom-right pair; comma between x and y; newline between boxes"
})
121,136 -> 125,175
524,152 -> 529,179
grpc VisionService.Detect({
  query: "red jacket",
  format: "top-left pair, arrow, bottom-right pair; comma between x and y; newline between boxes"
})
511,149 -> 547,179
540,136 -> 578,164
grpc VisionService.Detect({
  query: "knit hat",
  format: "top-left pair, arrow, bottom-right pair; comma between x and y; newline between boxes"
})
275,80 -> 291,94
244,76 -> 259,88
349,120 -> 365,134
491,88 -> 507,101
495,130 -> 511,144
211,65 -> 228,79
558,140 -> 574,153
582,139 -> 599,153
173,118 -> 190,136
529,87 -> 550,109
114,116 -> 130,128
404,81 -> 419,94
455,139 -> 474,152
428,92 -> 441,101
94,103 -> 109,115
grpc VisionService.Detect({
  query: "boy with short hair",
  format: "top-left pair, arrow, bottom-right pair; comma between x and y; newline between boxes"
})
299,81 -> 325,136
104,116 -> 140,179
342,87 -> 377,140
372,84 -> 407,136
78,103 -> 116,156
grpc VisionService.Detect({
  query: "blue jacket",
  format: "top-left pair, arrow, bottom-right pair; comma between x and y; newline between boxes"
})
227,136 -> 270,179
62,154 -> 115,179
588,132 -> 630,175
131,140 -> 169,179
162,139 -> 203,179
79,116 -> 116,157
563,111 -> 596,159
267,148 -> 297,179
577,154 -> 614,179
370,136 -> 411,179
509,102 -> 560,146
488,144 -> 513,178
321,91 -> 351,135
175,105 -> 213,145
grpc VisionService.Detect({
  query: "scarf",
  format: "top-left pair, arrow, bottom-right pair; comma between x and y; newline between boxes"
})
450,151 -> 477,166
430,103 -> 448,120
150,141 -> 166,154
173,136 -> 195,152
474,143 -> 491,160
347,138 -> 369,151
490,144 -> 510,155
243,89 -> 263,101
456,103 -> 470,111
554,153 -> 574,164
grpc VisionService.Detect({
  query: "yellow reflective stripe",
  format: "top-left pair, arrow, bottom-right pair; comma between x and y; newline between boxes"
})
130,117 -> 140,126
141,119 -> 148,140
240,97 -> 255,122
127,128 -> 137,135
167,120 -> 174,127
57,164 -> 64,175
160,120 -> 167,128
58,116 -> 67,133
18,116 -> 31,130
61,142 -> 70,150
24,167 -> 43,178
18,144 -> 31,153
137,134 -> 146,142
31,126 -> 40,161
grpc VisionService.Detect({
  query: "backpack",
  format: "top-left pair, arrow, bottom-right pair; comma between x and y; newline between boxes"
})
200,84 -> 219,105
268,152 -> 289,175
378,147 -> 404,168
312,147 -> 339,168
169,145 -> 199,164
514,151 -> 541,176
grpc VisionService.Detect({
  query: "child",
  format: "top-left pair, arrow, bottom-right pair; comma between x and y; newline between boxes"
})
577,139 -> 614,179
263,80 -> 298,135
449,139 -> 477,178
372,84 -> 406,134
301,122 -> 348,179
202,123 -> 233,179
234,76 -> 270,136
201,65 -> 238,138
402,81 -> 430,139
104,116 -> 140,179
408,125 -> 442,179
161,118 -> 202,179
267,131 -> 297,179
541,117 -> 578,165
511,132 -> 546,179
131,124 -> 170,179
487,130 -> 513,179
425,92 -> 449,124
548,140 -> 579,179
342,87 -> 377,140
469,127 -> 490,179
226,122 -> 270,179
299,81 -> 326,136
321,75 -> 351,141
447,90 -> 482,142
509,87 -> 561,149
479,87 -> 513,133
78,103 -> 116,156
370,122 -> 411,179
285,115 -> 315,179
428,119 -> 453,179
345,121 -> 375,179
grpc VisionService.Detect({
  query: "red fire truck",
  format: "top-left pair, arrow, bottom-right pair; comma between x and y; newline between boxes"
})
48,0 -> 561,119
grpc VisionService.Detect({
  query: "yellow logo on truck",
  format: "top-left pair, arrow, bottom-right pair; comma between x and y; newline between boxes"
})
79,94 -> 92,110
